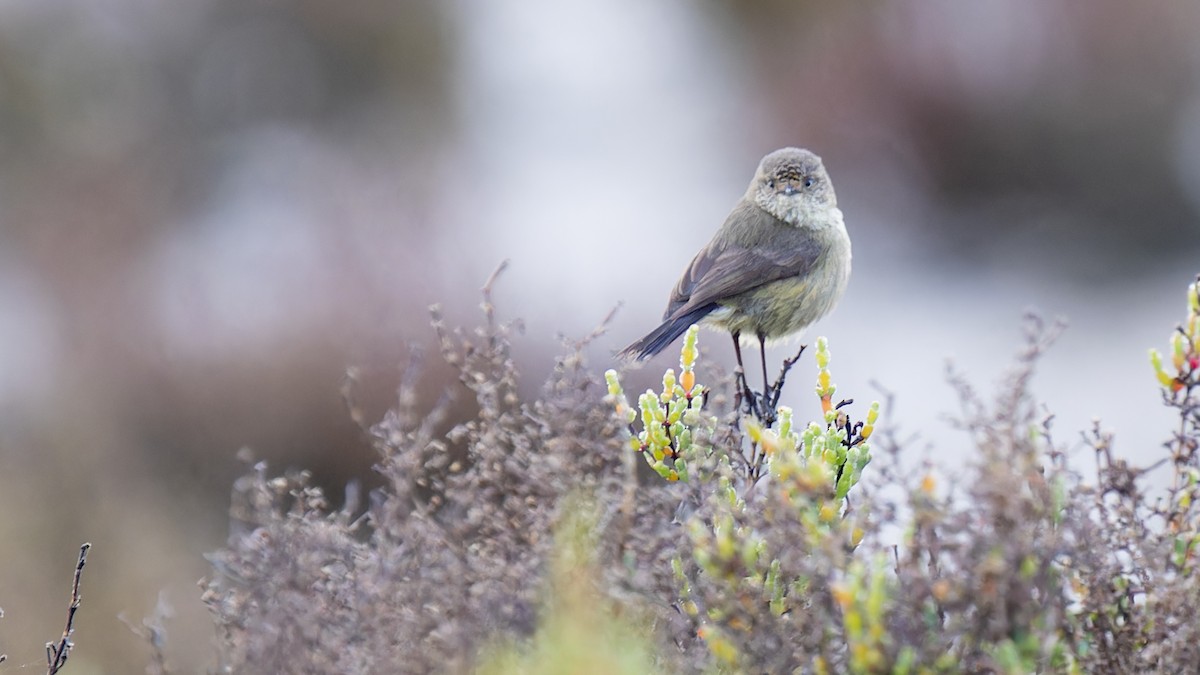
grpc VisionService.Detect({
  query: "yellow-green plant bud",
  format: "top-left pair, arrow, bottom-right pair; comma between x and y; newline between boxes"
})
1151,348 -> 1178,389
660,369 -> 677,402
674,458 -> 689,482
668,397 -> 687,424
861,401 -> 880,440
816,370 -> 835,400
1152,348 -> 1171,386
802,422 -> 821,458
604,369 -> 622,397
778,406 -> 794,438
680,324 -> 699,368
815,336 -> 830,368
745,419 -> 764,446
638,392 -> 656,429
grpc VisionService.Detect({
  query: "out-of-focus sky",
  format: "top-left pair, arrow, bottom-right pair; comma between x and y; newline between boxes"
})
0,0 -> 1198,670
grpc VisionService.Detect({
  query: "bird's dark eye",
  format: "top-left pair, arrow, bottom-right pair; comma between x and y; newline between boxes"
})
767,179 -> 775,188
803,177 -> 815,188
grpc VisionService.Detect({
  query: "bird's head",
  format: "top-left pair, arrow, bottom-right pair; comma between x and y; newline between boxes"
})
750,147 -> 838,226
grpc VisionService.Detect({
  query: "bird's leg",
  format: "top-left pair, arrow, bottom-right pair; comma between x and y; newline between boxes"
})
731,332 -> 758,419
731,331 -> 743,411
757,332 -> 776,427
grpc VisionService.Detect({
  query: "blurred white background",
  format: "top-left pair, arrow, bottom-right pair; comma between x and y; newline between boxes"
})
0,0 -> 1197,670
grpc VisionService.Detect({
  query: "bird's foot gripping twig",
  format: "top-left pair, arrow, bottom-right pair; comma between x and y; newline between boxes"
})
756,392 -> 778,428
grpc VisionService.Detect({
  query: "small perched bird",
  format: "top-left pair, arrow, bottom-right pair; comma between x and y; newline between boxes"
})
619,147 -> 851,400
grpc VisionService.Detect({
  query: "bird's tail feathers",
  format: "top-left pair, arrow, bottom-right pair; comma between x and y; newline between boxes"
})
617,304 -> 717,362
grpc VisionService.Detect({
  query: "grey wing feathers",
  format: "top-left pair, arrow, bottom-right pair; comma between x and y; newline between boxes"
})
664,233 -> 823,321
663,239 -> 719,319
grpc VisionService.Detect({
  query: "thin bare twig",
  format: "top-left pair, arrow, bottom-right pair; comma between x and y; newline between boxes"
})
46,543 -> 91,675
764,345 -> 807,414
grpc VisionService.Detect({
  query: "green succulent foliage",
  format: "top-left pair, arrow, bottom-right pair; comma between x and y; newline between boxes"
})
606,325 -> 718,482
612,330 -> 883,671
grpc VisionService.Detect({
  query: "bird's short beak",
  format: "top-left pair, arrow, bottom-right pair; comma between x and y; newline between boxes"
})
780,184 -> 798,196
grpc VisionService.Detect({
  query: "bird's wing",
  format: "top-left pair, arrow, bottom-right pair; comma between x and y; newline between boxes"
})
663,233 -> 822,321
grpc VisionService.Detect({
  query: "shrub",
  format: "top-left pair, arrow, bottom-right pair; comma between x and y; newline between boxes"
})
199,272 -> 1200,673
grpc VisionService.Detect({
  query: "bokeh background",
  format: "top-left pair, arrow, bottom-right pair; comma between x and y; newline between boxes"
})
1,0 -> 1198,670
